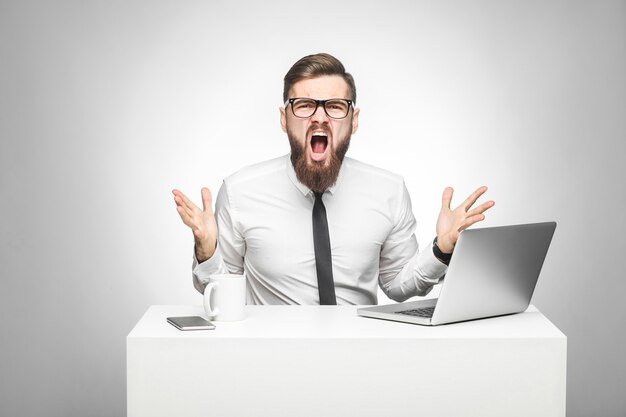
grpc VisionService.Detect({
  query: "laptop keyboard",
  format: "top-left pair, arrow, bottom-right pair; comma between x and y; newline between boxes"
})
396,306 -> 436,318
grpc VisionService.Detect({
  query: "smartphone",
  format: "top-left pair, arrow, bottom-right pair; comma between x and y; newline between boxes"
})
167,316 -> 216,331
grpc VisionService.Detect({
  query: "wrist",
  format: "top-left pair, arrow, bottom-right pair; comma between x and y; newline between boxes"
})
433,237 -> 452,266
194,239 -> 216,263
435,235 -> 453,254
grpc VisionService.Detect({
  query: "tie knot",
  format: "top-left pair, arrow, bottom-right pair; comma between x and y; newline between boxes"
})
314,191 -> 324,200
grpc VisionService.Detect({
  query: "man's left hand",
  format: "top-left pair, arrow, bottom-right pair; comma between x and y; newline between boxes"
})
435,186 -> 495,254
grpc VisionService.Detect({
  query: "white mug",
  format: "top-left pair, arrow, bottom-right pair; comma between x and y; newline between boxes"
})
203,274 -> 246,321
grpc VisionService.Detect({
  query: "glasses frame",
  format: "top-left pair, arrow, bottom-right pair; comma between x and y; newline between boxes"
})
285,97 -> 354,119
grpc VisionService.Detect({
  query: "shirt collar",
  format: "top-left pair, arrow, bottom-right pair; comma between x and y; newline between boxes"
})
285,153 -> 346,197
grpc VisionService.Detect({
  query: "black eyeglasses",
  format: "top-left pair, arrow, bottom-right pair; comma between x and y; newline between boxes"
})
286,98 -> 354,119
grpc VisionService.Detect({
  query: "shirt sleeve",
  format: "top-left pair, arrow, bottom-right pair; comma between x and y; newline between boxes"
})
378,182 -> 447,302
191,181 -> 246,293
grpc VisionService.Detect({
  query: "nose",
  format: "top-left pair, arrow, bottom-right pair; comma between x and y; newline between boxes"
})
310,102 -> 330,123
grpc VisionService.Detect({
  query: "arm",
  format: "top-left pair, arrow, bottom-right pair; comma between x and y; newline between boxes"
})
378,184 -> 495,302
378,183 -> 445,302
172,184 -> 245,294
191,182 -> 246,293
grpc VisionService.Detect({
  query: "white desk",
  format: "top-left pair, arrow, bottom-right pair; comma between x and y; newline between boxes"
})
127,305 -> 566,417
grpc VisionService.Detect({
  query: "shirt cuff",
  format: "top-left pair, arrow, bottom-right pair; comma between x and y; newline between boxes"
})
416,246 -> 448,285
192,246 -> 225,286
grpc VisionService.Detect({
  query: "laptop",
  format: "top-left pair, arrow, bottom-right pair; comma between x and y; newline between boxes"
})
357,222 -> 556,326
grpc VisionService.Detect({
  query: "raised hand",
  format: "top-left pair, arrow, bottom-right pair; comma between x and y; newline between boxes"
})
172,187 -> 218,263
435,186 -> 495,254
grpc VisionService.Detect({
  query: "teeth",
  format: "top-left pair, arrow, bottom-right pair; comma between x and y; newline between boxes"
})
312,131 -> 327,136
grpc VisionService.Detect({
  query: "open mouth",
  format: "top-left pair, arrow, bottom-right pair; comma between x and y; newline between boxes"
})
308,128 -> 331,162
311,133 -> 328,154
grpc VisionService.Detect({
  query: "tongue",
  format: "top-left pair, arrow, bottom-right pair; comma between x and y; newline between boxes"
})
311,136 -> 327,154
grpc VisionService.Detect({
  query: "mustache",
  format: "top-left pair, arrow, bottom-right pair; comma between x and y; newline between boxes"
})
307,124 -> 331,137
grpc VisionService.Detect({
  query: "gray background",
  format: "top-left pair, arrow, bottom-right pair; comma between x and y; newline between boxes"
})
1,1 -> 624,416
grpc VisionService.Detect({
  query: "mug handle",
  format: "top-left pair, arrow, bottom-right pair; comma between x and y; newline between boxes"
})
203,282 -> 220,318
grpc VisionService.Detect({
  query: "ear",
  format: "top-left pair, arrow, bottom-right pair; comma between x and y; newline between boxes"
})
279,106 -> 287,133
351,107 -> 360,134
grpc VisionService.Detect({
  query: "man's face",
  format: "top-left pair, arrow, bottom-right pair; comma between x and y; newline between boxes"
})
280,75 -> 360,192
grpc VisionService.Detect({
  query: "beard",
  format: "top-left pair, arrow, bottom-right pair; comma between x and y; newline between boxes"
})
288,126 -> 351,193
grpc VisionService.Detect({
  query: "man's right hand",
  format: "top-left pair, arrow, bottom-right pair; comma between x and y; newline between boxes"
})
172,187 -> 218,263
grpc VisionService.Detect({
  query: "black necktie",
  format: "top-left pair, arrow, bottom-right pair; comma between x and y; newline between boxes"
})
312,191 -> 337,305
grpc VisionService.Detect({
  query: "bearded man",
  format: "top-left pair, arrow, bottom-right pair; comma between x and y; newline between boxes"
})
173,53 -> 494,305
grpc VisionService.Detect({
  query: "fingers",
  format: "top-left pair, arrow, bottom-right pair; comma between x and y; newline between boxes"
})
441,187 -> 453,210
466,200 -> 495,217
172,189 -> 196,212
201,187 -> 212,213
172,189 -> 187,200
175,204 -> 194,228
438,186 -> 494,251
443,186 -> 491,213
173,195 -> 195,219
172,189 -> 190,215
459,187 -> 492,229
461,186 -> 488,211
172,188 -> 214,247
173,188 -> 213,213
459,213 -> 486,232
172,188 -> 207,224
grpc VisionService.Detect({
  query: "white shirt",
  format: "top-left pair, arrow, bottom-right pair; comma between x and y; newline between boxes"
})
193,154 -> 447,305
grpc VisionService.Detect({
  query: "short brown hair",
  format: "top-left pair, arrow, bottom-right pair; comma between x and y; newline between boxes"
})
283,53 -> 357,103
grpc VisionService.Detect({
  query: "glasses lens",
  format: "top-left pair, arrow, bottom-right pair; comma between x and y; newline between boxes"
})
324,100 -> 350,119
290,98 -> 351,119
292,99 -> 317,118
